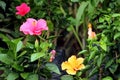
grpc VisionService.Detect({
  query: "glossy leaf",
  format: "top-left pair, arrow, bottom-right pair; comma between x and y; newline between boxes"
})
45,63 -> 61,75
31,52 -> 45,62
7,72 -> 19,80
0,54 -> 13,65
26,74 -> 38,80
76,1 -> 88,27
61,75 -> 74,80
20,73 -> 30,79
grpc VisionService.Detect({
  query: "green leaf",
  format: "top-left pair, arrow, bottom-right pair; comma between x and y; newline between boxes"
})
0,1 -> 6,11
105,59 -> 114,68
31,52 -> 45,62
20,73 -> 30,79
71,0 -> 79,2
7,72 -> 19,80
45,63 -> 61,75
88,51 -> 96,61
61,75 -> 74,80
97,53 -> 104,67
0,13 -> 4,19
47,20 -> 54,31
114,33 -> 120,40
76,1 -> 88,27
26,74 -> 38,80
109,64 -> 118,74
97,25 -> 106,29
18,51 -> 27,58
78,50 -> 87,55
0,54 -> 13,65
0,33 -> 10,42
40,42 -> 50,50
16,41 -> 23,52
99,17 -> 105,23
88,66 -> 98,77
102,76 -> 113,80
112,13 -> 120,17
12,63 -> 24,71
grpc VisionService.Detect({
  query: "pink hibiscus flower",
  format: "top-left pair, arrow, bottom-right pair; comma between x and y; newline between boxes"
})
16,3 -> 30,16
20,18 -> 48,35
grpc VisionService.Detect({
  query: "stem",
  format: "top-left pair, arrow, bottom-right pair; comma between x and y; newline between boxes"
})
82,12 -> 87,50
71,26 -> 83,49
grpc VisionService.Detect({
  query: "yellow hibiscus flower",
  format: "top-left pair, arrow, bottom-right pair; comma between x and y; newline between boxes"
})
61,55 -> 85,75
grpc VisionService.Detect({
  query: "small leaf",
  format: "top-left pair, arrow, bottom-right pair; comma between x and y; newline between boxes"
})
97,25 -> 106,29
78,50 -> 87,55
97,53 -> 103,67
0,54 -> 13,65
20,73 -> 30,79
7,72 -> 19,80
102,76 -> 113,80
109,64 -> 118,74
40,42 -> 50,50
105,59 -> 114,68
45,63 -> 61,74
88,66 -> 98,77
114,33 -> 120,40
112,13 -> 120,17
12,63 -> 24,71
16,41 -> 23,52
0,1 -> 6,11
26,74 -> 38,80
47,20 -> 54,31
71,0 -> 79,2
31,52 -> 45,62
88,51 -> 96,61
61,75 -> 74,80
17,51 -> 27,58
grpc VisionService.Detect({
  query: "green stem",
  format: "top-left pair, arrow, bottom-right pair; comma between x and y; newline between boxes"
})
71,26 -> 83,50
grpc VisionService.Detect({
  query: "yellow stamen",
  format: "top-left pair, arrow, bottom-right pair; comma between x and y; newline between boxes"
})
32,21 -> 36,26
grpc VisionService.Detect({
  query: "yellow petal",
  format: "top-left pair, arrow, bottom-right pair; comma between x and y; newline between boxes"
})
77,64 -> 85,70
61,61 -> 72,70
68,55 -> 77,66
77,57 -> 84,65
66,69 -> 76,75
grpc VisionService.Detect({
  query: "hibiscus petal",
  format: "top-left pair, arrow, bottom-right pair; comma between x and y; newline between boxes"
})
66,69 -> 76,75
37,19 -> 48,30
61,61 -> 72,70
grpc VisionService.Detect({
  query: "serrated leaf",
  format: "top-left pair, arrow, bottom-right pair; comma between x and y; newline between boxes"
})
45,63 -> 61,75
31,52 -> 45,62
61,75 -> 74,80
